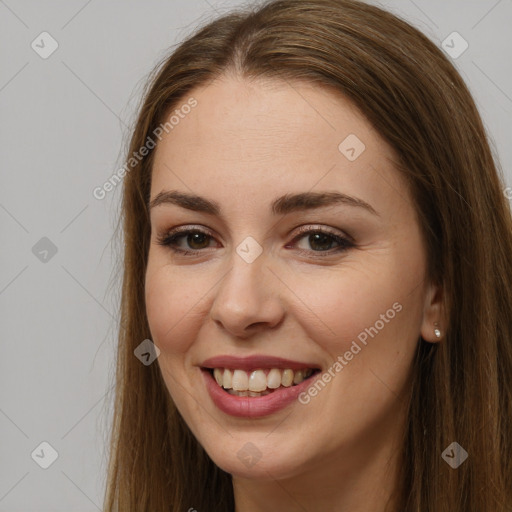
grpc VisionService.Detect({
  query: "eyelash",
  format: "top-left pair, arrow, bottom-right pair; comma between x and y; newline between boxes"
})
155,225 -> 355,258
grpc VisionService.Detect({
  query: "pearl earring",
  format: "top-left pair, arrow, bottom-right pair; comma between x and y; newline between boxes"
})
434,322 -> 441,339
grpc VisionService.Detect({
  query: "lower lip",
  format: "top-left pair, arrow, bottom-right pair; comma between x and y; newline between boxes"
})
202,369 -> 317,418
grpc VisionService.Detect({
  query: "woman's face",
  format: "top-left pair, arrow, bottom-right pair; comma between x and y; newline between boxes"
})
145,76 -> 441,481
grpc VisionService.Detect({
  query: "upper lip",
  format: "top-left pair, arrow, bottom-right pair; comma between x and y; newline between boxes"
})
200,355 -> 320,371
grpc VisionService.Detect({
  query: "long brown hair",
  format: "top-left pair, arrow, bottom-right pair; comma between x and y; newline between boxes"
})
103,1 -> 512,510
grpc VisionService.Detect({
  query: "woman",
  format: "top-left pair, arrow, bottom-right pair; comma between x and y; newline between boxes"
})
104,0 -> 512,510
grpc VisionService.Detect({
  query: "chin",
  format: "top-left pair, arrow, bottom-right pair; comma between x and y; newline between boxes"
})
199,430 -> 313,481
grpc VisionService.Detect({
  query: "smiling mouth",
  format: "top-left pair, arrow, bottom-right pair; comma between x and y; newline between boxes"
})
205,367 -> 320,397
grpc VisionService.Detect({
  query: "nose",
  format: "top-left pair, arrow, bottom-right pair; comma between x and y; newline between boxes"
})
209,252 -> 286,338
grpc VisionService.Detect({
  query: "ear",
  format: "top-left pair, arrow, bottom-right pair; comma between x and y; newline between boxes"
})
420,280 -> 445,343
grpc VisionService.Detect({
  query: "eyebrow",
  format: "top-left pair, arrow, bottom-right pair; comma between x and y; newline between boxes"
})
149,190 -> 379,217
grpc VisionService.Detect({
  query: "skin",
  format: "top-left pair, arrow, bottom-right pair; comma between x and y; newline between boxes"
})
145,75 -> 443,512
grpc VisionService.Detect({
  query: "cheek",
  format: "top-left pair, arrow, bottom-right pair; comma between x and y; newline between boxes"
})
144,262 -> 209,355
288,267 -> 409,344
287,255 -> 424,383
289,271 -> 421,440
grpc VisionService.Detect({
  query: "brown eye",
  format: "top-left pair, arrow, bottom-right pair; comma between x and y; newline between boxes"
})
306,232 -> 339,251
156,228 -> 216,254
156,225 -> 355,258
185,232 -> 211,250
288,227 -> 354,256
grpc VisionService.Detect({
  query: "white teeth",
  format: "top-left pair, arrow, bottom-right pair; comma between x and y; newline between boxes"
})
281,369 -> 294,387
212,367 -> 315,393
232,369 -> 249,391
267,368 -> 282,389
222,369 -> 233,389
213,368 -> 223,386
249,370 -> 267,392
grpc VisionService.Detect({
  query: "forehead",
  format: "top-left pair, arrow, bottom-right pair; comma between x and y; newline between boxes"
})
150,76 -> 408,217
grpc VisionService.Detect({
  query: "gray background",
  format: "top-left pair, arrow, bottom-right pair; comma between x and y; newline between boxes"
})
1,0 -> 511,510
